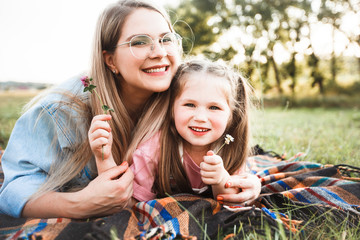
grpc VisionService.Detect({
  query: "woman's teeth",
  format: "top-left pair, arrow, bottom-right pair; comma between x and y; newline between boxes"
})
144,67 -> 166,73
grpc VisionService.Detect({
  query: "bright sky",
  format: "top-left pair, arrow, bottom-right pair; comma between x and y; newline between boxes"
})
0,0 -> 358,84
0,0 -> 172,84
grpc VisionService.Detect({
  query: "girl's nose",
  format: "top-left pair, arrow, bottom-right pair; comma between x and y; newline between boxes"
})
193,109 -> 207,122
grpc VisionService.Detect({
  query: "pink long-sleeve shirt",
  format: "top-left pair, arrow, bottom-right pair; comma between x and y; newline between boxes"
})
130,132 -> 208,202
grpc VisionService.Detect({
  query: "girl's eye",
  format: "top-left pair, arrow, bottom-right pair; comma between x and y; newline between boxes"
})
209,106 -> 220,110
184,103 -> 195,107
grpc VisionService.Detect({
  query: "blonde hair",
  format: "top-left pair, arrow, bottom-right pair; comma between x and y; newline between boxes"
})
32,0 -> 177,198
155,59 -> 252,197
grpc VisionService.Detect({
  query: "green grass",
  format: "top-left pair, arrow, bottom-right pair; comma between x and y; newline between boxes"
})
251,107 -> 360,166
0,91 -> 38,149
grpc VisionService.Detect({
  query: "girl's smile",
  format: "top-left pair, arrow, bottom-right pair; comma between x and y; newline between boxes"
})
173,72 -> 231,153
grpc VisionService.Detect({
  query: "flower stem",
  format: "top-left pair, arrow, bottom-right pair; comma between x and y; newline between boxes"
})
215,143 -> 226,155
94,89 -> 107,114
94,89 -> 107,160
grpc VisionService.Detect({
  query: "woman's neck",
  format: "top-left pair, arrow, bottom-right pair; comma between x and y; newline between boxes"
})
120,87 -> 152,120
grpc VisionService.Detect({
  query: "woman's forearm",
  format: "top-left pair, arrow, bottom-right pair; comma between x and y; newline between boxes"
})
22,164 -> 134,219
22,191 -> 87,219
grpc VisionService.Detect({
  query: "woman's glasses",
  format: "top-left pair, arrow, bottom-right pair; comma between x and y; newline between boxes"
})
116,32 -> 182,59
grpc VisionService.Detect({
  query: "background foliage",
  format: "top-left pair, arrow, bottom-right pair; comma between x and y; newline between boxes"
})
168,0 -> 360,101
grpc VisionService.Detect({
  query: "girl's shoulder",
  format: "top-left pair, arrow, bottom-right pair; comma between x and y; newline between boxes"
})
133,131 -> 161,163
136,131 -> 161,153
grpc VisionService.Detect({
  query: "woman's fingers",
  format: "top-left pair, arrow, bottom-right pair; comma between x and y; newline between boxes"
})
89,118 -> 111,135
103,162 -> 131,180
91,114 -> 112,124
84,164 -> 134,216
217,173 -> 261,204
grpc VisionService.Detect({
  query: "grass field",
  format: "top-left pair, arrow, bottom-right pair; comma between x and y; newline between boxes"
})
251,107 -> 360,166
1,90 -> 360,238
0,91 -> 39,149
1,91 -> 359,167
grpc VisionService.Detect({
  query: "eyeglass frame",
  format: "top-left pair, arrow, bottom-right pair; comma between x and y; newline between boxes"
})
115,32 -> 182,59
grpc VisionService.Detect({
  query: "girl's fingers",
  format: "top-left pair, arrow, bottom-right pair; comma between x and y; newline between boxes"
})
200,161 -> 221,172
206,150 -> 214,156
200,170 -> 218,178
203,155 -> 222,165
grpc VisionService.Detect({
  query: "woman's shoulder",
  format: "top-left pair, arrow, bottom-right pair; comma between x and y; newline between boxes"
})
16,75 -> 91,148
42,75 -> 89,107
22,75 -> 89,115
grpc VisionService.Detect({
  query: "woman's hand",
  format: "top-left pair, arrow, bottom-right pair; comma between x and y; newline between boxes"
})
22,162 -> 134,219
200,151 -> 229,185
216,173 -> 261,205
88,114 -> 116,173
75,162 -> 134,218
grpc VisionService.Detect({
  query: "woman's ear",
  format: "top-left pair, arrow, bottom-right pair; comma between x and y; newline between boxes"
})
103,50 -> 116,72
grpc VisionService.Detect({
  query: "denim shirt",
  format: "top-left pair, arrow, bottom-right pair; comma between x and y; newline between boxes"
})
0,76 -> 97,217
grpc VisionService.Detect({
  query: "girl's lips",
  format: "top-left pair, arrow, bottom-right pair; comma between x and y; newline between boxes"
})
189,126 -> 210,136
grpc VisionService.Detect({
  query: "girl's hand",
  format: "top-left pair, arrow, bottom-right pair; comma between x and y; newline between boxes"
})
88,114 -> 116,173
200,150 -> 230,185
216,173 -> 261,205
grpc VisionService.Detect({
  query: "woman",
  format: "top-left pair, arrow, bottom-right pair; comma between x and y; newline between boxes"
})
0,0 -> 181,219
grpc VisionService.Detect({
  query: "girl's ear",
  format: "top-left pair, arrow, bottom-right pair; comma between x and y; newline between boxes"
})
103,50 -> 116,72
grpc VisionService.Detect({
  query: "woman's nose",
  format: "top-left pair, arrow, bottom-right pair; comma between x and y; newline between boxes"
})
148,40 -> 167,58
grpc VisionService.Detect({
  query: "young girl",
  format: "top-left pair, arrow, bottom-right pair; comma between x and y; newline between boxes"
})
92,59 -> 256,203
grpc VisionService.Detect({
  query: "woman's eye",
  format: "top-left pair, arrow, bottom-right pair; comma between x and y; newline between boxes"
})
131,40 -> 148,46
184,103 -> 195,107
209,106 -> 220,110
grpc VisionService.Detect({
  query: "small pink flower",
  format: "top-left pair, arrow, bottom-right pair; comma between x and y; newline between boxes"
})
80,75 -> 114,113
81,76 -> 90,87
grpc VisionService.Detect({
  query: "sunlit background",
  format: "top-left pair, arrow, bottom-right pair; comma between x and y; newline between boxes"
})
0,0 -> 359,97
0,0 -> 176,84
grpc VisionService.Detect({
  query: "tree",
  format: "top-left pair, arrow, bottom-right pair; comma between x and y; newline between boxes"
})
168,0 -> 229,56
169,0 -> 359,96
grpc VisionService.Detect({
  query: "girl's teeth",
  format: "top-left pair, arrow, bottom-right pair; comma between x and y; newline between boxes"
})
191,127 -> 208,132
145,67 -> 166,73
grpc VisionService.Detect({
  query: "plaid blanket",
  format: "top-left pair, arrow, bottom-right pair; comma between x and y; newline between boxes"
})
1,149 -> 360,239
